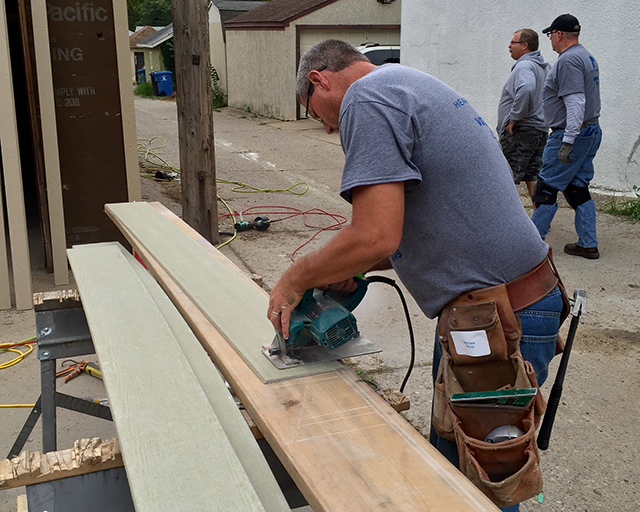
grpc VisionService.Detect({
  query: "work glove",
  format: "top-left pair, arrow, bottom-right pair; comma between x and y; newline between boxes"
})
558,142 -> 573,164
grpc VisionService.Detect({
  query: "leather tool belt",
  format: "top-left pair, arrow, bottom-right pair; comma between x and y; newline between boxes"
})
507,250 -> 570,352
432,251 -> 568,507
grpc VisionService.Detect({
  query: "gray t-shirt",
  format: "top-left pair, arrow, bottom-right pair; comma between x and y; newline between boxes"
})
339,65 -> 548,318
544,44 -> 601,128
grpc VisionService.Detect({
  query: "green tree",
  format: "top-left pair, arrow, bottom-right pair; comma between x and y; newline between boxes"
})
127,0 -> 139,31
139,0 -> 172,26
127,0 -> 172,31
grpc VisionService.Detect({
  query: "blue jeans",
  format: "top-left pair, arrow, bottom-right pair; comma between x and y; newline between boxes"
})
429,286 -> 564,511
531,125 -> 602,248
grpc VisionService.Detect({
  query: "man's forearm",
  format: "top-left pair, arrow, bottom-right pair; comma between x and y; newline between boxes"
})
280,223 -> 396,294
268,182 -> 405,336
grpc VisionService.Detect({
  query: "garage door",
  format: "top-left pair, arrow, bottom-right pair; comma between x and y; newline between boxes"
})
297,28 -> 400,118
299,28 -> 400,57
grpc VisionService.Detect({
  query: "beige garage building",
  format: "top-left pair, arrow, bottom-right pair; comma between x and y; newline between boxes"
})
225,0 -> 401,120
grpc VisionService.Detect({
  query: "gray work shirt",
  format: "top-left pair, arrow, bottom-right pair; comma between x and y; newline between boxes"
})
338,65 -> 548,318
497,50 -> 549,135
544,44 -> 601,128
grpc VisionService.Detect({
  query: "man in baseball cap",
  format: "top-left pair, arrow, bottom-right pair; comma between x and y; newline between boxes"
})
532,14 -> 602,259
542,14 -> 581,34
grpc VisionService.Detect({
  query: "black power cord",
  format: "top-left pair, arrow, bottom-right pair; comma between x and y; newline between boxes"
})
365,275 -> 416,393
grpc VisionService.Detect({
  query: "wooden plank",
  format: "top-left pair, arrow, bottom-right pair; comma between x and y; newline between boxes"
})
0,116 -> 10,309
15,494 -> 27,512
112,0 -> 141,202
0,0 -> 32,309
67,243 -> 270,512
0,438 -> 123,490
18,0 -> 54,274
115,243 -> 289,512
106,201 -> 342,383
33,289 -> 81,311
0,0 -> 14,309
30,0 -> 69,285
112,202 -> 500,512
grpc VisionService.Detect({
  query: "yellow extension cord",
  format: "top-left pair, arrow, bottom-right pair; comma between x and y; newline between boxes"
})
1,337 -> 37,408
136,137 -> 310,249
0,338 -> 35,370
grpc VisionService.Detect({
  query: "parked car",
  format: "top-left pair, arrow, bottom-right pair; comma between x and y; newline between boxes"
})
357,43 -> 400,65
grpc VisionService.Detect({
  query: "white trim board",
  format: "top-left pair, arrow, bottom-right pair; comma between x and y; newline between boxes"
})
0,0 -> 32,309
31,0 -> 69,286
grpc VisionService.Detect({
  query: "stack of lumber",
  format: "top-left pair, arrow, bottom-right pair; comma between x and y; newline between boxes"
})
93,201 -> 499,512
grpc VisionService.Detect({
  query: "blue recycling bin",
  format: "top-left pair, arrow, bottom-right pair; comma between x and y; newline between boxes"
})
137,68 -> 146,83
150,71 -> 174,96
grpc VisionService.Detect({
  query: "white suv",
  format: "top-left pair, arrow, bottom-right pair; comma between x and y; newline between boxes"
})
357,43 -> 400,65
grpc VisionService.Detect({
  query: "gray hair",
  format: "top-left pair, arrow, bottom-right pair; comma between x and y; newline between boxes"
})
517,29 -> 539,51
296,39 -> 369,102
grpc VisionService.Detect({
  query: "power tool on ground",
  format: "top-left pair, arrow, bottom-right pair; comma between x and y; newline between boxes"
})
263,277 -> 381,369
56,360 -> 103,382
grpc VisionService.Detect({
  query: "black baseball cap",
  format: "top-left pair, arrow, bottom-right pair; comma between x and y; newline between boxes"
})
542,14 -> 581,34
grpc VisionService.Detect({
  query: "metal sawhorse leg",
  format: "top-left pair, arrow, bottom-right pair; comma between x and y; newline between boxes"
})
8,293 -> 112,459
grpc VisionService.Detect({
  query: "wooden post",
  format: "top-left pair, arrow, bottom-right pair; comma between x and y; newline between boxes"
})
171,0 -> 219,244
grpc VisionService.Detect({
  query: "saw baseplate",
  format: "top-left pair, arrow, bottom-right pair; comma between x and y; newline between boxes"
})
262,335 -> 382,369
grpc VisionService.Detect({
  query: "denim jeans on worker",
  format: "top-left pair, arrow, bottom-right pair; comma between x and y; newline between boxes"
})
531,124 -> 602,248
429,286 -> 563,512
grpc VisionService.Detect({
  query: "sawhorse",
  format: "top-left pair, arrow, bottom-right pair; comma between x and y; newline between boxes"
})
8,291 -> 112,459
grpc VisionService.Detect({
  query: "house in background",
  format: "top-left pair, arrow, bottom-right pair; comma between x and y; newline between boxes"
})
131,24 -> 174,85
128,2 -> 266,93
209,1 -> 267,93
224,0 -> 401,120
129,26 -> 157,84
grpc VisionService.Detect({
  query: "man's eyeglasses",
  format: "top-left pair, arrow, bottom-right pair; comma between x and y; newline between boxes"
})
509,40 -> 524,45
305,66 -> 327,120
546,30 -> 559,38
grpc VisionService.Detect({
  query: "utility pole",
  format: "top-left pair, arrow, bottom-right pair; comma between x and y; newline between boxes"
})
171,0 -> 219,244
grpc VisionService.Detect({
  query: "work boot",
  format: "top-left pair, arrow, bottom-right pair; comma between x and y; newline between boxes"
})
564,243 -> 599,259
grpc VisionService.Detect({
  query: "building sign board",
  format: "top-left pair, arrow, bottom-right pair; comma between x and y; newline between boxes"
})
47,0 -> 129,246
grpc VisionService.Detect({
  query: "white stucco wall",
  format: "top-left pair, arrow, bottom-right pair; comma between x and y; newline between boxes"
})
227,29 -> 294,119
401,0 -> 640,194
227,0 -> 401,120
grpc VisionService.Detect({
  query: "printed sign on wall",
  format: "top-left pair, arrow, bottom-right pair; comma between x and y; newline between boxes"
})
47,0 -> 129,246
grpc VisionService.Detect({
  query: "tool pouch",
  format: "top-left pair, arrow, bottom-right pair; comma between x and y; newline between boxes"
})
432,283 -> 545,507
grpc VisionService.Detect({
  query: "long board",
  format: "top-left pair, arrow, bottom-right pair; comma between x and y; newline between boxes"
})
67,242 -> 282,512
106,201 -> 499,512
106,201 -> 341,383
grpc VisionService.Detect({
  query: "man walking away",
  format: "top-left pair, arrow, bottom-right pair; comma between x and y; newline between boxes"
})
531,14 -> 602,259
497,29 -> 549,206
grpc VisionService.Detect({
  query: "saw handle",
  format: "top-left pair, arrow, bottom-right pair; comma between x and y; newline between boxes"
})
297,277 -> 368,315
328,277 -> 368,311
